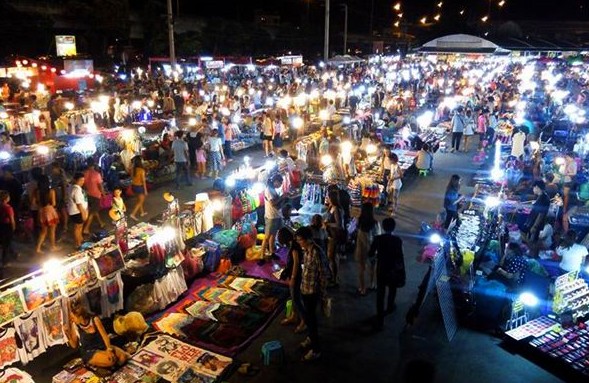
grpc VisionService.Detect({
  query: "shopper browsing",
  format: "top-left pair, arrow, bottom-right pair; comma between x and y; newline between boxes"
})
172,131 -> 192,189
443,174 -> 464,229
261,174 -> 286,260
367,218 -> 405,330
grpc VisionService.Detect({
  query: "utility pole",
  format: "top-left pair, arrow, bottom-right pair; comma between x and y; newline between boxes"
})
369,0 -> 374,36
167,0 -> 176,66
324,0 -> 330,62
342,4 -> 348,55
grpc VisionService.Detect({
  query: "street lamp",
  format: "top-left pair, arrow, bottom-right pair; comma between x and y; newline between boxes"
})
324,0 -> 330,61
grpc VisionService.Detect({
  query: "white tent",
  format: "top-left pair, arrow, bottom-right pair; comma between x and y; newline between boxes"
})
419,34 -> 510,54
327,55 -> 365,65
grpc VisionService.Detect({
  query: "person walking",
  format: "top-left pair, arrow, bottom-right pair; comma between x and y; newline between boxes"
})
450,106 -> 465,153
388,153 -> 403,217
295,226 -> 329,361
0,190 -> 16,269
83,159 -> 105,235
50,162 -> 69,236
262,111 -> 275,157
35,175 -> 60,254
462,108 -> 476,153
354,203 -> 379,295
325,189 -> 345,286
368,218 -> 405,330
443,174 -> 464,229
206,129 -> 225,179
222,117 -> 233,162
130,156 -> 148,221
172,131 -> 192,189
67,173 -> 88,248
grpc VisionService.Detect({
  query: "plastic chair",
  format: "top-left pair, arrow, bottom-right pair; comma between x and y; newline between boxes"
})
261,341 -> 284,366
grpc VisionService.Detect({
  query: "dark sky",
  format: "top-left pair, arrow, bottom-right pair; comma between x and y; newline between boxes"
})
177,0 -> 589,26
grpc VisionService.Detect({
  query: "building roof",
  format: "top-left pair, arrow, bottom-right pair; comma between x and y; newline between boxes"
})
418,33 -> 584,54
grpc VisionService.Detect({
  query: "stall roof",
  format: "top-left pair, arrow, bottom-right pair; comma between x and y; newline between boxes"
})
419,33 -> 585,54
418,34 -> 504,54
327,55 -> 366,65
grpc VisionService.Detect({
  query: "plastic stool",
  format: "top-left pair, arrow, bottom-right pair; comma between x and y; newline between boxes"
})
419,169 -> 429,177
285,300 -> 293,318
261,340 -> 284,366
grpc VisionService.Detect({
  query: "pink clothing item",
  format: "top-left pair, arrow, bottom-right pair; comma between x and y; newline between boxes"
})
224,124 -> 233,141
477,114 -> 487,134
83,169 -> 103,199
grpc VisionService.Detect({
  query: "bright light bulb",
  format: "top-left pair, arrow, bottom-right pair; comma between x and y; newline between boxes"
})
292,117 -> 304,129
321,155 -> 333,166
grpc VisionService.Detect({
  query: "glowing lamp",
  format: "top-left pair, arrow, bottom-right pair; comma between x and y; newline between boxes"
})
43,259 -> 62,281
341,141 -> 353,154
343,116 -> 351,124
555,157 -> 566,166
366,144 -> 377,155
225,177 -> 236,188
485,196 -> 501,208
292,117 -> 304,129
0,112 -> 8,119
321,155 -> 333,166
185,106 -> 193,114
64,102 -> 74,111
251,182 -> 265,195
212,199 -> 224,212
0,151 -> 11,160
36,145 -> 49,155
429,233 -> 443,244
319,109 -> 329,121
138,126 -> 146,135
147,100 -> 155,108
490,168 -> 504,181
519,292 -> 539,307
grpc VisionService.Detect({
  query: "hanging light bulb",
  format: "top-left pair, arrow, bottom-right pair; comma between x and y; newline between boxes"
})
420,16 -> 427,24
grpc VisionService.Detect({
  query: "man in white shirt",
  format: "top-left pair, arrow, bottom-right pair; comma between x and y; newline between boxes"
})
172,131 -> 192,189
67,173 -> 88,248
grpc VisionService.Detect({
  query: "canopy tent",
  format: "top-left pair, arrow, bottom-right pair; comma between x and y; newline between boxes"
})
327,55 -> 366,65
418,34 -> 510,55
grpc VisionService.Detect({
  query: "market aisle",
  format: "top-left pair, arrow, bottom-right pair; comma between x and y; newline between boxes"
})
227,148 -> 564,383
1,145 -> 273,280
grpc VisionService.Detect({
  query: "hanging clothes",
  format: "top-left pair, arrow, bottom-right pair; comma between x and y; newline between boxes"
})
13,311 -> 47,364
40,298 -> 67,348
100,272 -> 124,318
0,327 -> 20,369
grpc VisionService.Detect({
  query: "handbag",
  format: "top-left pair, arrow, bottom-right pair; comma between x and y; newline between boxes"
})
100,193 -> 113,210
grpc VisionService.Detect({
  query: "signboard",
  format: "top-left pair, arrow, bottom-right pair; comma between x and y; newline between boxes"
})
205,60 -> 224,69
279,55 -> 303,66
64,60 -> 93,73
55,35 -> 77,57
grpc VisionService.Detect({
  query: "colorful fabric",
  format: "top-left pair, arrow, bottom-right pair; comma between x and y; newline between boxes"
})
0,289 -> 25,327
0,328 -> 20,369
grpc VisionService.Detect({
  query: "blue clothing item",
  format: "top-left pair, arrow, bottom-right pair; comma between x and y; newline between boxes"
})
444,189 -> 460,212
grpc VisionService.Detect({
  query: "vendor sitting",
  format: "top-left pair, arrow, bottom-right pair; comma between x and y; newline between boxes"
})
67,300 -> 129,369
493,242 -> 528,290
539,230 -> 588,277
415,143 -> 433,172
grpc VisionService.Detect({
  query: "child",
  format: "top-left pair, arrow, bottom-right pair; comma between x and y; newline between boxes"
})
196,146 -> 207,179
0,190 -> 16,268
112,186 -> 126,219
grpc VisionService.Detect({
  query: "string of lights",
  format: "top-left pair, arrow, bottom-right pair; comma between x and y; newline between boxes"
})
391,1 -> 508,28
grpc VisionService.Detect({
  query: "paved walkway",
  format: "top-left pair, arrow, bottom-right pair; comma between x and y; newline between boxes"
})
18,141 -> 564,383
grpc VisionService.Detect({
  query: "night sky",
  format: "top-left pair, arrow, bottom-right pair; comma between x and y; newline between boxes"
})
178,0 -> 589,28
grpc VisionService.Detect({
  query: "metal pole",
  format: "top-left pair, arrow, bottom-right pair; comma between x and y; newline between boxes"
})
343,4 -> 348,55
324,0 -> 330,62
167,0 -> 176,66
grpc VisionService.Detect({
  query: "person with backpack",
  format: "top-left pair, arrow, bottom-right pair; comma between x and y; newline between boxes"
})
368,218 -> 406,330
